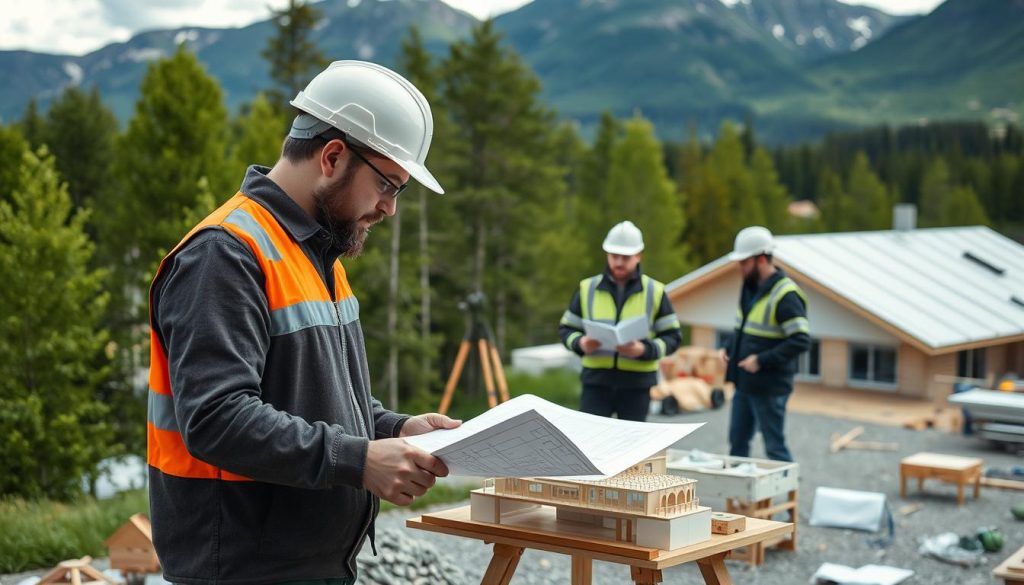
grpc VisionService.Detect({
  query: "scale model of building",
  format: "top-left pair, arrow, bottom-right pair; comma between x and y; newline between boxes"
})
470,452 -> 712,550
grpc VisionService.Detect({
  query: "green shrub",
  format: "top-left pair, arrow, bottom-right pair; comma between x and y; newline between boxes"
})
0,490 -> 148,572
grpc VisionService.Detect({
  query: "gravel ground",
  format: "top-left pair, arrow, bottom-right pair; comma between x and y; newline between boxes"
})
4,406 -> 1021,585
377,406 -> 1024,585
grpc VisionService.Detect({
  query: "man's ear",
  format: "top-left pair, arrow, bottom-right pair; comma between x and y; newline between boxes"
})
320,139 -> 346,178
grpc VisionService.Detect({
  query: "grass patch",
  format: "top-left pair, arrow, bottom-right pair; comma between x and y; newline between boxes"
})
379,482 -> 474,514
0,490 -> 149,573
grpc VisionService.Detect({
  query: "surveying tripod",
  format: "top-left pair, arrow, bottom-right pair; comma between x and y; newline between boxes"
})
438,291 -> 509,415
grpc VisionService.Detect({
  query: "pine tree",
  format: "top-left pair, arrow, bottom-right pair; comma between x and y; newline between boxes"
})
943,185 -> 990,227
0,126 -> 28,206
440,21 -> 574,356
845,152 -> 892,230
710,122 -> 763,229
41,87 -> 119,211
816,169 -> 854,232
578,112 -> 622,253
919,158 -> 953,227
261,0 -> 328,112
0,147 -> 114,499
750,147 -> 791,233
95,47 -> 231,453
18,98 -> 45,149
229,92 -> 287,178
605,116 -> 689,281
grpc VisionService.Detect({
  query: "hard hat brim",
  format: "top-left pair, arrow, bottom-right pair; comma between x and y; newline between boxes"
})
603,243 -> 644,256
395,157 -> 444,194
728,250 -> 753,261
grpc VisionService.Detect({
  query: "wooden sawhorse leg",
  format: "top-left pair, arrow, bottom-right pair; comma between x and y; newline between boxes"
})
630,566 -> 663,585
571,554 -> 592,585
481,543 -> 523,585
696,553 -> 733,585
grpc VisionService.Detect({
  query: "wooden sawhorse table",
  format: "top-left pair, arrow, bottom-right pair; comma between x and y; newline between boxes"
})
407,505 -> 792,585
899,452 -> 982,506
994,544 -> 1024,585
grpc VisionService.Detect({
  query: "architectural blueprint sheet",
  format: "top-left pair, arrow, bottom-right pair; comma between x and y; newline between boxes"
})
404,394 -> 703,478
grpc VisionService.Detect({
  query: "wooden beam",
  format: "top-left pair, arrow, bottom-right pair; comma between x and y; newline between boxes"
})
829,426 -> 864,453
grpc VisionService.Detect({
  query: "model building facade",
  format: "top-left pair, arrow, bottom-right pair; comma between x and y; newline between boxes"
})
470,453 -> 712,550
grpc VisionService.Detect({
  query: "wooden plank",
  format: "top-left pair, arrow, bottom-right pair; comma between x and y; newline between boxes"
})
981,477 -> 1024,491
829,426 -> 864,453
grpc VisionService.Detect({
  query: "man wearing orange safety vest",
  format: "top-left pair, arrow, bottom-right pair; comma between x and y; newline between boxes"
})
147,61 -> 459,585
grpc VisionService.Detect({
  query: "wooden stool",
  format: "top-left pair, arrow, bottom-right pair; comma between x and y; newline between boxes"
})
994,544 -> 1024,585
899,452 -> 982,506
724,489 -> 797,566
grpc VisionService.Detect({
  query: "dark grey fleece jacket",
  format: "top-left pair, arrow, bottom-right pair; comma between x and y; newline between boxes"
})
149,166 -> 407,584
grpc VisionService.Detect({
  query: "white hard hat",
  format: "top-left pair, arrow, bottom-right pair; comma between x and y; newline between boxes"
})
290,60 -> 444,194
602,221 -> 645,255
729,226 -> 775,261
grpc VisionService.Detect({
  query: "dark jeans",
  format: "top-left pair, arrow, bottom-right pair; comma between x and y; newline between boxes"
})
728,391 -> 793,462
580,383 -> 651,422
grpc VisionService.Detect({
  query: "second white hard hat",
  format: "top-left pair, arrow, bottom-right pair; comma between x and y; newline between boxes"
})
729,226 -> 775,261
290,60 -> 444,194
603,221 -> 645,255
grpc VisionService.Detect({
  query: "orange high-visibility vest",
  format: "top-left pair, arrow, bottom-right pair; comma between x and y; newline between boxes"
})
146,192 -> 355,480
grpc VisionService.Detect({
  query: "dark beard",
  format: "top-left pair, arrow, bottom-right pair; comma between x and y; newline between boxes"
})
743,269 -> 760,289
312,162 -> 366,258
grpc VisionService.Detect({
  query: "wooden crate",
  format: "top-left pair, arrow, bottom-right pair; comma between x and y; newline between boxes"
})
665,450 -> 799,502
666,450 -> 799,566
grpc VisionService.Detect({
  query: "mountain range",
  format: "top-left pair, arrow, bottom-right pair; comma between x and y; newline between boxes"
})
1,0 -> 1020,143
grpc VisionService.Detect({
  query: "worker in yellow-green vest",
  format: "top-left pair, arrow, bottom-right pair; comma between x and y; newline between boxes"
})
559,221 -> 682,422
719,226 -> 809,462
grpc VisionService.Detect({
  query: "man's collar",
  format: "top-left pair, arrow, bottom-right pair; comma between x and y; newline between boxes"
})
240,165 -> 324,243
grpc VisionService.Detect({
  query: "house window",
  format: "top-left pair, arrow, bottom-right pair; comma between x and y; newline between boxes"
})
797,338 -> 821,378
528,483 -> 542,493
957,349 -> 986,380
849,344 -> 897,385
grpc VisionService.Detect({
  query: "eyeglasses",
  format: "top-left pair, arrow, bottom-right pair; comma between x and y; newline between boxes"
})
348,146 -> 408,199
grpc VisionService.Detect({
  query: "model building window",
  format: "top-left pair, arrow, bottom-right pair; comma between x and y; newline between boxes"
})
605,489 -> 619,501
627,492 -> 645,507
644,462 -> 653,472
511,479 -> 520,490
528,482 -> 542,493
554,487 -> 578,499
797,338 -> 821,378
589,488 -> 596,502
849,343 -> 897,385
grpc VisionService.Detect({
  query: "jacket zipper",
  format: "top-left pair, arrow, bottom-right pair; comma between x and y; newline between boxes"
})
333,300 -> 375,572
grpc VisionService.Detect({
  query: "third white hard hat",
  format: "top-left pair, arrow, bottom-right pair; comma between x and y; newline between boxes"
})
729,226 -> 775,261
290,60 -> 444,194
602,221 -> 645,255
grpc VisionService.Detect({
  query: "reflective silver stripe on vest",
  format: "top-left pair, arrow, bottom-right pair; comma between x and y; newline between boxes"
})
336,296 -> 360,325
644,276 -> 655,321
762,279 -> 794,326
148,391 -> 179,433
270,301 -> 338,336
586,276 -> 600,320
782,316 -> 810,335
743,320 -> 785,337
560,310 -> 583,329
225,209 -> 282,261
654,313 -> 679,332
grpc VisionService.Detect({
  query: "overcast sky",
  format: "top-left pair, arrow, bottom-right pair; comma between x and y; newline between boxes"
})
1,0 -> 946,56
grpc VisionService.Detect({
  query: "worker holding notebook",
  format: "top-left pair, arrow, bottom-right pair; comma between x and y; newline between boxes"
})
559,221 -> 682,421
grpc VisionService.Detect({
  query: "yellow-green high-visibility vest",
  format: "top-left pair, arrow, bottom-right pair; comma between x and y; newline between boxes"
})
735,276 -> 809,339
579,275 -> 665,373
